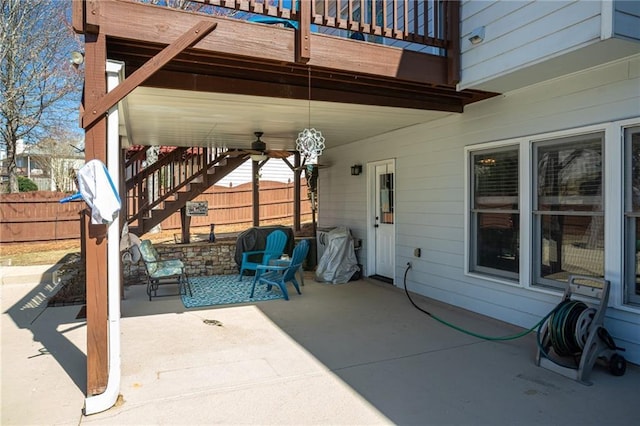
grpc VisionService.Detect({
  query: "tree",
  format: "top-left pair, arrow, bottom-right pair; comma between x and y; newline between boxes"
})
1,0 -> 82,193
32,128 -> 84,192
17,175 -> 37,192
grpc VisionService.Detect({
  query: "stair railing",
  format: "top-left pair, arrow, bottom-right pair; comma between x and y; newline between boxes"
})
124,146 -> 232,229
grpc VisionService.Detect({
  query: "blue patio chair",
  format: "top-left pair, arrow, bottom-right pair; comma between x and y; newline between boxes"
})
238,229 -> 288,281
139,240 -> 192,301
250,239 -> 309,301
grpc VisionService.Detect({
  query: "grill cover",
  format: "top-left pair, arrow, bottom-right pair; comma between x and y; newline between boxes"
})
315,226 -> 359,284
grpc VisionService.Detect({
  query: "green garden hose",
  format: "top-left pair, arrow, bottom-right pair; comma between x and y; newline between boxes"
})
402,264 -> 626,375
402,263 -> 553,341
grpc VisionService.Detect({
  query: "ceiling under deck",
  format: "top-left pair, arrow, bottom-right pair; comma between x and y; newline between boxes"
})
112,37 -> 495,151
120,86 -> 452,150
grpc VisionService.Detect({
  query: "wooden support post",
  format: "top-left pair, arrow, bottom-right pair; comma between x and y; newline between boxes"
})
80,209 -> 86,262
119,149 -> 126,299
311,204 -> 316,238
293,152 -> 301,232
252,160 -> 260,227
83,31 -> 109,396
180,206 -> 191,244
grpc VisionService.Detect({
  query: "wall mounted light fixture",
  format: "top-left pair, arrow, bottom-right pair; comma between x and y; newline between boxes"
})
468,27 -> 485,45
70,51 -> 85,66
351,164 -> 362,176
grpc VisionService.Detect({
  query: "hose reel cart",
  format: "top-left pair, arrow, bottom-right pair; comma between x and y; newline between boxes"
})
535,275 -> 626,385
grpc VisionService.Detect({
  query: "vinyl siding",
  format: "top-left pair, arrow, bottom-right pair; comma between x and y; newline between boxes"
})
216,157 -> 295,187
318,55 -> 640,364
614,0 -> 640,41
460,0 -> 603,90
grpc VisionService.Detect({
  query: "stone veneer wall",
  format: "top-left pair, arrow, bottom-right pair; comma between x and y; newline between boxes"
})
125,239 -> 237,283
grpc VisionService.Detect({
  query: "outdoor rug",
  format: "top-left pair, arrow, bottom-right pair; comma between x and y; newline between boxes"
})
181,275 -> 284,308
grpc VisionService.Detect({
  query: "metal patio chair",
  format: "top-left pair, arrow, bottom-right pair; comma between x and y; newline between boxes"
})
139,240 -> 192,301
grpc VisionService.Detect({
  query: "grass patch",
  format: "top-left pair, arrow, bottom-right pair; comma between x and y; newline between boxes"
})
0,241 -> 81,266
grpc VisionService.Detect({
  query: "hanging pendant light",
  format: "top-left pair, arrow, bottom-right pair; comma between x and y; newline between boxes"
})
296,68 -> 325,160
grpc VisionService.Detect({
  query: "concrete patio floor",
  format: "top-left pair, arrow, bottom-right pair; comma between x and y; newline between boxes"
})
2,264 -> 638,425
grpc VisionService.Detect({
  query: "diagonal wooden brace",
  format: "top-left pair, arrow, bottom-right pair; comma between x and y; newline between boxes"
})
82,20 -> 217,129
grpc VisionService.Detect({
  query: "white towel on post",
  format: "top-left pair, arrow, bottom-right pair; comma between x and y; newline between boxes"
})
77,159 -> 121,225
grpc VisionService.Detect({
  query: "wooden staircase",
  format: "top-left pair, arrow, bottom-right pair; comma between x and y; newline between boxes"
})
124,146 -> 249,237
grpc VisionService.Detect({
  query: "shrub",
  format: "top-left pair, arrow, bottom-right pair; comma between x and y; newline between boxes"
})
18,176 -> 38,192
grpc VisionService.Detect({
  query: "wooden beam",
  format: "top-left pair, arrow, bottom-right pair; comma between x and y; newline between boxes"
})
83,31 -> 109,396
82,20 -> 217,129
447,1 -> 461,86
296,0 -> 310,63
139,69 -> 464,113
84,0 -> 101,34
71,0 -> 85,34
111,47 -> 456,95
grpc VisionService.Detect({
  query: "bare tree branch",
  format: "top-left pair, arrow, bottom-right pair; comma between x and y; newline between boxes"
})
135,0 -> 238,16
1,0 -> 82,192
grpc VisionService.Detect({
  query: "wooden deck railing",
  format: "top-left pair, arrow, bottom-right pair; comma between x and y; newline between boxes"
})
189,0 -> 453,52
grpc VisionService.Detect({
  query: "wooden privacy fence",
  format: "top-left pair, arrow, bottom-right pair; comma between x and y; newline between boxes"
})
160,181 -> 312,229
0,191 -> 84,243
0,181 -> 312,244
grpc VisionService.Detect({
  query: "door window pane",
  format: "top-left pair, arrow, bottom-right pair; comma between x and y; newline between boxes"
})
380,173 -> 394,224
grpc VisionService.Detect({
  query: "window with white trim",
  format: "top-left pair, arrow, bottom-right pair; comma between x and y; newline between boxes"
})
467,121 -> 640,310
533,133 -> 604,290
624,126 -> 640,306
469,147 -> 519,279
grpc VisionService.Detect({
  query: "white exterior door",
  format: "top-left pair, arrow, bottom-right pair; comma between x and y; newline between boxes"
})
370,160 -> 395,280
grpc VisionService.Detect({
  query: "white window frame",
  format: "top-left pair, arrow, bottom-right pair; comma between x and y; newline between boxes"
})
468,145 -> 520,281
465,140 -> 524,288
465,118 -> 640,313
623,125 -> 640,307
531,132 -> 605,290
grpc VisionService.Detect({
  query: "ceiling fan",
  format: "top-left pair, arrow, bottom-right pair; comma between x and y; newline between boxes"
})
226,132 -> 293,161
